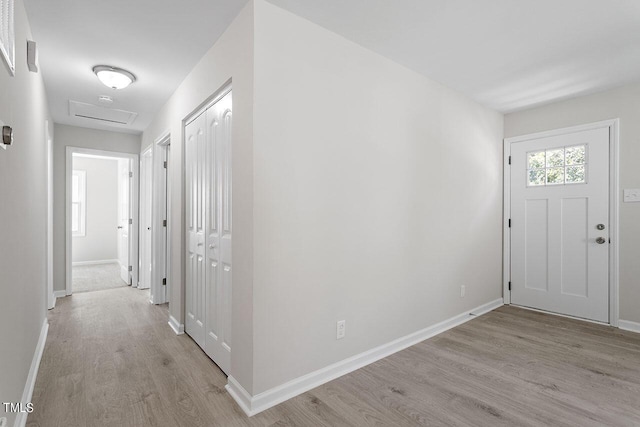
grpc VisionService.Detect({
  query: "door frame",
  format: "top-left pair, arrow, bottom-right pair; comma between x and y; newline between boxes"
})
151,131 -> 171,304
503,119 -> 619,325
46,121 -> 54,309
65,147 -> 140,295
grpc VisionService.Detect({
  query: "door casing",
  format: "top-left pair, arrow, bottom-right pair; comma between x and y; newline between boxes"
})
65,147 -> 140,295
151,131 -> 171,305
503,119 -> 619,325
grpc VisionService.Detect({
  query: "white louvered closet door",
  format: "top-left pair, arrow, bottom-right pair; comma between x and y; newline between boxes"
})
185,89 -> 232,375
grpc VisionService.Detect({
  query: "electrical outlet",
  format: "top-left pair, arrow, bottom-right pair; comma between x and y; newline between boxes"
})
336,320 -> 346,339
0,416 -> 7,427
460,285 -> 466,298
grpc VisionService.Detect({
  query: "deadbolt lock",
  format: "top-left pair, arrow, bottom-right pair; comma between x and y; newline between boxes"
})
596,224 -> 605,230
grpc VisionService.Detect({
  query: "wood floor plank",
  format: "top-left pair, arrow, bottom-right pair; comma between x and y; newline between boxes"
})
27,289 -> 640,426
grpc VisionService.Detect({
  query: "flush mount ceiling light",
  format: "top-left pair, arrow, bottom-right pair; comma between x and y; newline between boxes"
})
93,65 -> 136,90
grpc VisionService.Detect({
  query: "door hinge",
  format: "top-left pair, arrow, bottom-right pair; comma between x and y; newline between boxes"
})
508,281 -> 511,291
129,171 -> 133,178
508,155 -> 511,165
129,218 -> 133,225
162,278 -> 167,285
163,219 -> 167,227
163,161 -> 167,169
128,265 -> 133,272
508,219 -> 511,228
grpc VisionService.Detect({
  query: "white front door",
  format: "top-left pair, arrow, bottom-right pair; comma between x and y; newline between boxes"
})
117,159 -> 131,285
510,126 -> 610,322
185,89 -> 232,375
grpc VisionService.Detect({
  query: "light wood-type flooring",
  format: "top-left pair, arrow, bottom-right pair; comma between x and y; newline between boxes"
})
28,287 -> 640,426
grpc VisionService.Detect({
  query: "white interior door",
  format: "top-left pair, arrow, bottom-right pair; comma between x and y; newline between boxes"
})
204,91 -> 232,374
139,149 -> 153,290
117,158 -> 131,285
185,112 -> 207,347
151,142 -> 169,305
185,89 -> 232,375
510,127 -> 610,322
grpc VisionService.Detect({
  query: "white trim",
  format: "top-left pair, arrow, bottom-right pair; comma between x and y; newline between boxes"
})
71,169 -> 86,237
168,315 -> 184,335
226,298 -> 504,417
618,320 -> 640,334
17,319 -> 48,427
46,122 -> 54,310
51,290 -> 66,309
503,139 -> 511,304
226,377 -> 253,416
184,81 -> 232,126
608,120 -> 620,326
72,259 -> 119,267
503,119 -> 620,325
66,147 -> 139,296
150,132 -> 170,304
155,130 -> 171,147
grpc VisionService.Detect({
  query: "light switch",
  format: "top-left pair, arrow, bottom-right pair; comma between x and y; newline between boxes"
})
623,189 -> 640,203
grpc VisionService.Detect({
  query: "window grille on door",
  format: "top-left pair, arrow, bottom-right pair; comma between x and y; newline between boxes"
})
526,145 -> 587,187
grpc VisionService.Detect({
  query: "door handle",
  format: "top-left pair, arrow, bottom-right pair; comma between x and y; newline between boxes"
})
596,237 -> 606,244
117,226 -> 123,229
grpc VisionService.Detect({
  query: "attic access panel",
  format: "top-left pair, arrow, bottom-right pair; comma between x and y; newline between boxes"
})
69,100 -> 138,126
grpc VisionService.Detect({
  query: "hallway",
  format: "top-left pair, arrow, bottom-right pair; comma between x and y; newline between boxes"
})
28,287 -> 640,427
72,263 -> 127,293
27,287 -> 257,427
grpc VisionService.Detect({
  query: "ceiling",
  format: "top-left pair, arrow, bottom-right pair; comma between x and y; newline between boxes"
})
24,0 -> 249,134
25,0 -> 640,135
268,0 -> 640,113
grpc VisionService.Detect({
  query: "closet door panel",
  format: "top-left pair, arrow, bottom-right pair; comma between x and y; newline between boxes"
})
204,90 -> 232,375
185,113 -> 207,348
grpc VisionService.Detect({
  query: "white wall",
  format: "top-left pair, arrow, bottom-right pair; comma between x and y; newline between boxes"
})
251,1 -> 504,394
140,2 -> 255,392
505,82 -> 640,324
0,0 -> 52,425
53,124 -> 140,291
72,156 -> 119,263
141,0 -> 503,399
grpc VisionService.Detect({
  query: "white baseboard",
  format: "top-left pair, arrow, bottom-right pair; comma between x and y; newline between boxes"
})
72,259 -> 118,267
619,319 -> 640,333
17,319 -> 49,427
227,297 -> 504,417
168,315 -> 184,335
51,290 -> 67,309
226,377 -> 254,416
